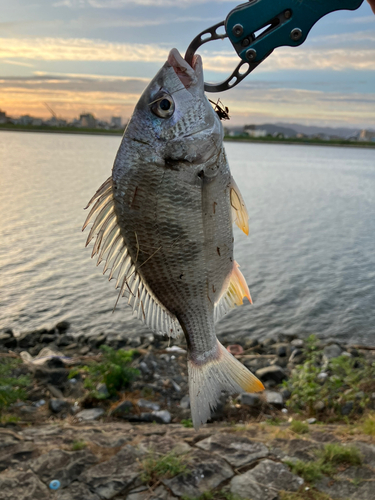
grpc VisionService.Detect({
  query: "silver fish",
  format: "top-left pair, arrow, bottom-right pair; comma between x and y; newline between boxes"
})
83,48 -> 264,429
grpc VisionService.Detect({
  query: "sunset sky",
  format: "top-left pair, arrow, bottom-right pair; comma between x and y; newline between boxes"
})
1,0 -> 375,127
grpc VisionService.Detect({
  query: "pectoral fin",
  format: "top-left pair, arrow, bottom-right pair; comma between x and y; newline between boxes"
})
230,176 -> 249,236
214,261 -> 252,323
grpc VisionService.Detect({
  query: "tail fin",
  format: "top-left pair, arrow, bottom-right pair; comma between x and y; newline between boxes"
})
188,340 -> 264,430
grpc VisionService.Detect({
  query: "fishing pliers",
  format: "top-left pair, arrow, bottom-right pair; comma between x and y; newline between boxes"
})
185,0 -> 364,92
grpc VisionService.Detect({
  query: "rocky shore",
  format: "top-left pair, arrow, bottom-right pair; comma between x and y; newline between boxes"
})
1,324 -> 375,500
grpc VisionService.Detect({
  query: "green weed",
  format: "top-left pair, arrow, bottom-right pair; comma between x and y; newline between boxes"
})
290,420 -> 309,434
361,413 -> 375,436
285,442 -> 362,484
181,419 -> 193,428
69,346 -> 139,398
71,440 -> 87,451
0,415 -> 21,424
141,451 -> 189,486
0,358 -> 30,412
283,335 -> 375,419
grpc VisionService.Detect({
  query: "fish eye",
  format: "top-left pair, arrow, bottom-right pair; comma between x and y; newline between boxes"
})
150,93 -> 175,119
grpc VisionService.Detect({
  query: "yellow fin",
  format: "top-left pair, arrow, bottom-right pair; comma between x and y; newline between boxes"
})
214,261 -> 252,323
230,176 -> 249,236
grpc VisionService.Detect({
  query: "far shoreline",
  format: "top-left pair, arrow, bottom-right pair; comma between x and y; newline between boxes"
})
1,125 -> 375,149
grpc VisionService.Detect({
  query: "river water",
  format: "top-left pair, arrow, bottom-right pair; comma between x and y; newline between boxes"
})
0,131 -> 374,345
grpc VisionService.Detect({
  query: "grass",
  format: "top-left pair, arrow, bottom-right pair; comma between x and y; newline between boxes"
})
141,451 -> 189,486
71,440 -> 87,451
285,442 -> 362,484
283,335 -> 375,419
181,491 -> 243,500
361,413 -> 375,436
69,346 -> 139,398
181,419 -> 193,428
0,358 -> 31,412
280,489 -> 335,500
290,420 -> 310,434
0,415 -> 21,424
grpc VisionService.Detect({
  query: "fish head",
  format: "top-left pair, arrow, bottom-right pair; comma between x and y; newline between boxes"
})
127,48 -> 223,168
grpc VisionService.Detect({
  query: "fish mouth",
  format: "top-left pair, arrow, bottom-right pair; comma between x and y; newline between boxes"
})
167,48 -> 202,90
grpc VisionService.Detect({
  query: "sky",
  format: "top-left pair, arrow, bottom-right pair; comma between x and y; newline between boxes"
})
1,0 -> 374,128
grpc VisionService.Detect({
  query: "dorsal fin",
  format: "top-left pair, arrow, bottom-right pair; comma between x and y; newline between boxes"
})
214,261 -> 252,324
230,176 -> 249,236
83,178 -> 182,338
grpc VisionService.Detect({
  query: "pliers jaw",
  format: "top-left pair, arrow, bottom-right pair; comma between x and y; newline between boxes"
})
185,0 -> 364,93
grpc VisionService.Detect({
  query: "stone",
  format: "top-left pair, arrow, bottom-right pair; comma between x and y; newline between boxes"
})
316,474 -> 375,500
39,333 -> 57,344
57,481 -> 100,500
111,400 -> 134,417
264,390 -> 284,407
291,339 -> 304,348
289,349 -> 304,363
230,459 -> 303,500
270,439 -> 321,462
314,401 -> 325,411
151,410 -> 171,424
137,399 -> 160,411
317,372 -> 328,382
196,433 -> 268,468
280,388 -> 291,400
56,321 -> 70,333
0,443 -> 36,472
96,383 -> 109,398
57,334 -> 73,347
341,401 -> 354,416
240,392 -> 261,407
323,343 -> 342,360
0,470 -> 50,500
179,394 -> 190,409
138,435 -> 191,456
18,331 -> 41,348
34,366 -> 69,388
307,418 -> 317,424
29,449 -> 96,489
49,398 -> 70,413
256,365 -> 287,384
126,485 -> 173,500
76,408 -> 105,421
79,445 -> 142,499
244,338 -> 258,349
163,449 -> 233,498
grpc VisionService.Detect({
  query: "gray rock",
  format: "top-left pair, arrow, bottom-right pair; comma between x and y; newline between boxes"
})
137,399 -> 160,411
179,394 -> 190,409
79,445 -> 142,499
57,334 -> 73,347
56,321 -> 70,333
34,366 -> 68,388
265,390 -> 284,407
0,470 -> 50,500
111,400 -> 134,417
163,449 -> 233,498
29,449 -> 96,489
291,339 -> 304,348
138,435 -> 191,456
126,485 -> 174,500
323,343 -> 342,360
96,383 -> 109,398
230,459 -> 303,500
314,401 -> 325,411
316,474 -> 375,500
307,418 -> 317,424
49,398 -> 70,413
39,333 -> 57,344
0,443 -> 36,472
57,481 -> 100,500
317,372 -> 328,382
151,410 -> 171,424
341,401 -> 354,416
256,365 -> 287,384
196,433 -> 268,467
270,439 -> 321,462
289,349 -> 304,363
76,408 -> 105,421
240,392 -> 261,407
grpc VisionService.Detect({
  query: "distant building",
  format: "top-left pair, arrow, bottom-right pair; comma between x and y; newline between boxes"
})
244,124 -> 267,138
45,116 -> 67,127
111,116 -> 122,128
0,109 -> 7,124
358,129 -> 375,142
79,113 -> 97,128
18,115 -> 34,126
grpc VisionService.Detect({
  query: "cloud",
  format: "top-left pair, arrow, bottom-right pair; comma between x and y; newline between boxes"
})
2,59 -> 34,68
1,37 -> 375,73
53,0 -> 238,8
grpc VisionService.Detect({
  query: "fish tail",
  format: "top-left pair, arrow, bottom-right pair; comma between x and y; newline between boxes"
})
188,340 -> 264,430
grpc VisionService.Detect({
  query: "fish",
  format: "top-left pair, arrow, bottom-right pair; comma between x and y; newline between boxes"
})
82,48 -> 264,430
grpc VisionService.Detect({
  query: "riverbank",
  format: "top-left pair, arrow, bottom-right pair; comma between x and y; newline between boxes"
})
1,125 -> 374,149
1,326 -> 375,499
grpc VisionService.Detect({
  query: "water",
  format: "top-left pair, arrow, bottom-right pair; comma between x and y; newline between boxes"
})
0,131 -> 374,345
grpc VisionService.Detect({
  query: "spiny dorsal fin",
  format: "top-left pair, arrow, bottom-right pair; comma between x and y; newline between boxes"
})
214,261 -> 252,324
230,176 -> 249,236
82,177 -> 182,338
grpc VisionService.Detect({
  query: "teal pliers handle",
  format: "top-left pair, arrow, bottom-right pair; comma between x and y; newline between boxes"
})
185,0 -> 364,92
